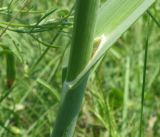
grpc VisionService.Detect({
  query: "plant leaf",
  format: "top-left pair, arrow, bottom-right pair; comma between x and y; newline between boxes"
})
65,0 -> 155,89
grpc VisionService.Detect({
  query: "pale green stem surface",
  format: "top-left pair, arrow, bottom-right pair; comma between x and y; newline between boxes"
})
51,0 -> 99,137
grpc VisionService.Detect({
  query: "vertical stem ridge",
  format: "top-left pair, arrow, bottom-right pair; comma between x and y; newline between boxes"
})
67,0 -> 99,81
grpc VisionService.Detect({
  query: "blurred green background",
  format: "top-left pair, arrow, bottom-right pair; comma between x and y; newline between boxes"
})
0,0 -> 160,137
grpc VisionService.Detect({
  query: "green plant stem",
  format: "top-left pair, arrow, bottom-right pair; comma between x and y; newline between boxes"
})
51,0 -> 99,137
139,17 -> 150,137
4,47 -> 16,89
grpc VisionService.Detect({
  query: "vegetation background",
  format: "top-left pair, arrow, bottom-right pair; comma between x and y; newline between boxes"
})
0,0 -> 160,137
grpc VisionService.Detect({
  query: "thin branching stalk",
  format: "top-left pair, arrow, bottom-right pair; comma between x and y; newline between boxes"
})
51,0 -> 99,137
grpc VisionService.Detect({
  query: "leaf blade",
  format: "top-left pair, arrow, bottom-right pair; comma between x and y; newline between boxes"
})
65,0 -> 155,89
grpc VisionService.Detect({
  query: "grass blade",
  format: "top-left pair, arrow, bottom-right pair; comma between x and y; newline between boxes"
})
65,0 -> 155,90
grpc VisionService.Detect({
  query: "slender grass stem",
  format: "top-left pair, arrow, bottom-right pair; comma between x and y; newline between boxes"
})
147,11 -> 160,28
122,57 -> 130,137
139,16 -> 151,137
